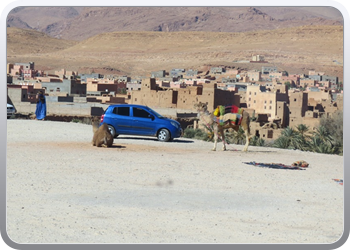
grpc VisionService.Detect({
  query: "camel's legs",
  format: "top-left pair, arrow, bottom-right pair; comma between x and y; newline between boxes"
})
212,135 -> 217,151
221,128 -> 227,151
243,128 -> 250,152
212,126 -> 218,151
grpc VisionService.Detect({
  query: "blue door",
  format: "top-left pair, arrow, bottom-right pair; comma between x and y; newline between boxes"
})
131,107 -> 157,136
109,106 -> 133,134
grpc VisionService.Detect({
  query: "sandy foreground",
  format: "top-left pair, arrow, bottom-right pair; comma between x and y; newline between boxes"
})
5,119 -> 344,244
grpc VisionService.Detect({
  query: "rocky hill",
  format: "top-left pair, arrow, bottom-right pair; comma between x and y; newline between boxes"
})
6,7 -> 343,41
6,25 -> 343,80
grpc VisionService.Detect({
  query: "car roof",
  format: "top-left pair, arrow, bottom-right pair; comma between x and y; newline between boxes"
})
108,104 -> 149,108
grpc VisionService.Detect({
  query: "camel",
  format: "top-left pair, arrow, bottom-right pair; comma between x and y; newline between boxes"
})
91,117 -> 113,147
194,102 -> 252,152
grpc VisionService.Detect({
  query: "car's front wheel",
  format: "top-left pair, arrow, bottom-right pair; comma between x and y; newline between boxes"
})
157,128 -> 170,142
107,125 -> 119,138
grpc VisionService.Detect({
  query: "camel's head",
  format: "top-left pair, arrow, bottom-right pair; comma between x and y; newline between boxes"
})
194,102 -> 208,112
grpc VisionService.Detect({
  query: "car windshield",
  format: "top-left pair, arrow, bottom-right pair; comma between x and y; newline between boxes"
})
145,107 -> 164,119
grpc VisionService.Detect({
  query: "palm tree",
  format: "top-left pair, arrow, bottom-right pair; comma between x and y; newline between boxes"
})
296,124 -> 310,138
294,124 -> 311,151
273,126 -> 307,150
281,126 -> 299,149
234,127 -> 247,145
308,136 -> 335,154
306,125 -> 342,154
256,138 -> 265,147
332,141 -> 343,155
249,135 -> 259,146
313,125 -> 334,146
249,136 -> 265,147
281,126 -> 296,138
273,123 -> 342,155
273,135 -> 290,149
319,111 -> 343,154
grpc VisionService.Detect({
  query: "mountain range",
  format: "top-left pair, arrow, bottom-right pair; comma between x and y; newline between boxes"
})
6,6 -> 343,40
6,7 -> 344,80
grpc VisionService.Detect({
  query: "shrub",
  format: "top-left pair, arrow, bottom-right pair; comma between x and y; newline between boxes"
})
183,128 -> 210,141
320,111 -> 343,149
273,119 -> 343,155
256,138 -> 265,147
183,127 -> 196,138
273,136 -> 290,149
71,118 -> 80,123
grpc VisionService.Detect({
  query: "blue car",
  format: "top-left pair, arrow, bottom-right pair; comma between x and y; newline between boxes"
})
100,104 -> 182,142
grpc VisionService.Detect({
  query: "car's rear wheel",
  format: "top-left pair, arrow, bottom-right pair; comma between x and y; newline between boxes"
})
107,125 -> 118,138
157,128 -> 170,142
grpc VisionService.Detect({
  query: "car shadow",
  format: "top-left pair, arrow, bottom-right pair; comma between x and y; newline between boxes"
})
105,145 -> 126,149
116,136 -> 194,143
172,139 -> 194,143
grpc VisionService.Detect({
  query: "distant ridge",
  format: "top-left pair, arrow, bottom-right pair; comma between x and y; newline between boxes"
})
6,25 -> 343,80
6,6 -> 343,41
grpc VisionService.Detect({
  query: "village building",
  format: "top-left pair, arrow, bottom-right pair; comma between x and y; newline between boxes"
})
246,70 -> 261,82
308,74 -> 323,82
55,69 -> 78,79
210,67 -> 225,74
79,73 -> 103,82
280,75 -> 300,86
170,68 -> 185,78
300,78 -> 317,88
7,84 -> 37,103
251,55 -> 265,62
8,62 -> 44,80
151,70 -> 166,78
309,70 -> 325,76
221,76 -> 238,84
261,66 -> 278,74
184,69 -> 199,77
129,78 -> 240,112
7,62 -> 343,142
288,91 -> 309,128
126,82 -> 142,92
245,84 -> 288,121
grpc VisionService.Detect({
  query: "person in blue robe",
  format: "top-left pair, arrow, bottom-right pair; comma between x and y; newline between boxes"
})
35,91 -> 46,120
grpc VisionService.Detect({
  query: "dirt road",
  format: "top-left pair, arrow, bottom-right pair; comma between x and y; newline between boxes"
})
6,120 -> 344,244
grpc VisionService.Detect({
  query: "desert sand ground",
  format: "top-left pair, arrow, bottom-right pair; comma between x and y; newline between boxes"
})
6,119 -> 344,244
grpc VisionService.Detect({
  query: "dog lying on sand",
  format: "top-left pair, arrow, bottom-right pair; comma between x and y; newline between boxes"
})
92,117 -> 113,147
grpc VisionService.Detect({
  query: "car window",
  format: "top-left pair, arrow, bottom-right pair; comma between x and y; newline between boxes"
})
133,107 -> 150,118
146,107 -> 164,118
112,107 -> 130,116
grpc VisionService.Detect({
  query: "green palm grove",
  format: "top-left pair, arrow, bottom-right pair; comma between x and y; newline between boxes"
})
183,110 -> 343,155
273,111 -> 343,155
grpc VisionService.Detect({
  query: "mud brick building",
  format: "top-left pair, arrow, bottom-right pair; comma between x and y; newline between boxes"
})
7,62 -> 344,142
288,92 -> 309,127
129,78 -> 240,112
245,84 -> 289,121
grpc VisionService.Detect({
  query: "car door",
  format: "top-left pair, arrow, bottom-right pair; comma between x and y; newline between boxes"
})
109,106 -> 133,134
131,107 -> 157,136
